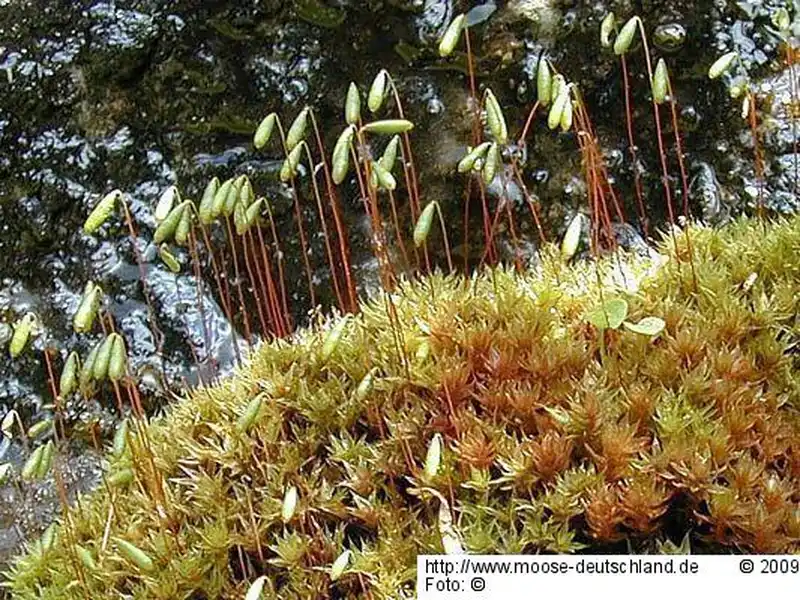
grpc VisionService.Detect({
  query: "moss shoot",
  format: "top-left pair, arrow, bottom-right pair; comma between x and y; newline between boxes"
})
5,216 -> 800,599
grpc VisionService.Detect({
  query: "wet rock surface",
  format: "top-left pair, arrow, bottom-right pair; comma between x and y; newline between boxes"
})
0,0 -> 798,575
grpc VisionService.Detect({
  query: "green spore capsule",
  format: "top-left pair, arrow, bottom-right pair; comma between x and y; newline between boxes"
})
414,201 -> 438,248
652,58 -> 670,104
482,142 -> 500,185
537,58 -> 552,107
330,549 -> 352,582
108,333 -> 127,381
153,201 -> 186,245
113,418 -> 129,456
246,198 -> 264,228
114,538 -> 155,573
424,433 -> 443,479
93,334 -> 115,381
75,545 -> 97,571
281,486 -> 298,523
80,342 -> 101,389
368,69 -> 388,113
73,281 -> 102,334
332,125 -> 355,185
159,244 -> 181,273
36,440 -> 54,479
371,160 -> 397,191
239,176 -> 254,208
27,418 -> 53,439
222,177 -> 242,217
83,189 -> 120,234
280,143 -> 305,182
548,86 -> 570,131
561,213 -> 584,261
155,186 -> 178,223
438,13 -> 466,57
614,16 -> 639,56
457,142 -> 491,173
198,176 -> 220,225
708,51 -> 738,79
174,201 -> 194,246
321,315 -> 350,361
355,368 -> 376,401
21,445 -> 44,481
345,82 -> 361,125
361,119 -> 414,135
285,107 -> 309,152
211,178 -> 233,220
380,135 -> 401,173
9,312 -> 37,358
234,198 -> 249,235
623,316 -> 666,337
559,94 -> 573,132
600,12 -> 616,48
108,467 -> 134,486
484,89 -> 508,144
236,393 -> 265,433
254,113 -> 277,150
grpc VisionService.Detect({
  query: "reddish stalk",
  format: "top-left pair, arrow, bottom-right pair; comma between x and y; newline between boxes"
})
504,200 -> 523,271
747,89 -> 766,220
198,222 -> 242,366
241,231 -> 270,338
309,109 -> 359,313
300,141 -> 345,312
635,21 -> 688,283
349,133 -> 408,375
573,89 -> 627,225
666,80 -> 691,216
123,382 -> 168,514
463,27 -> 496,268
118,200 -> 167,378
261,201 -> 293,333
434,202 -> 454,273
168,261 -> 206,385
43,348 -> 66,441
187,224 -> 212,380
787,44 -> 799,199
386,82 -> 423,217
223,216 -> 253,343
666,79 -> 699,287
573,98 -> 622,253
511,163 -> 547,246
387,188 -> 412,271
52,462 -> 90,596
461,181 -> 471,273
287,177 -> 318,309
479,186 -> 520,269
397,138 -> 421,269
517,100 -> 540,145
384,78 -> 426,272
620,56 -> 649,236
248,228 -> 284,338
352,131 -> 396,290
275,120 -> 317,309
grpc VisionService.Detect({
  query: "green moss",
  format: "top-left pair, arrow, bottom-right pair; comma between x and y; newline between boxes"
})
5,216 -> 800,599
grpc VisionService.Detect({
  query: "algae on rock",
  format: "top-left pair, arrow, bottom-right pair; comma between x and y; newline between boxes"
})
5,216 -> 800,599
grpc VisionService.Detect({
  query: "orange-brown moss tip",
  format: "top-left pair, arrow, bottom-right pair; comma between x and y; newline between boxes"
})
5,216 -> 800,599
